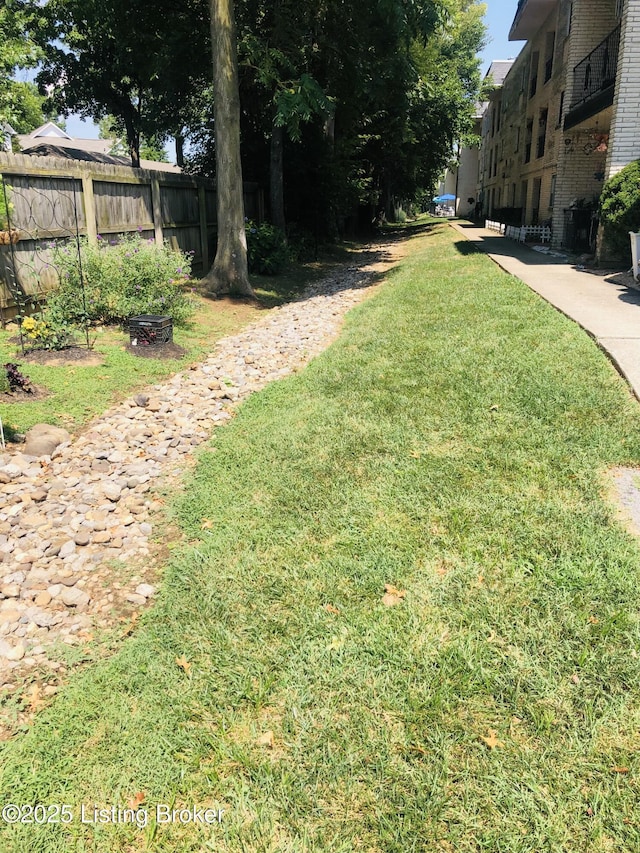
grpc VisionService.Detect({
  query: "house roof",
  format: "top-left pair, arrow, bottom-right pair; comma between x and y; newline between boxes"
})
17,122 -> 180,171
18,122 -> 113,156
26,121 -> 73,139
484,60 -> 516,87
20,142 -> 182,172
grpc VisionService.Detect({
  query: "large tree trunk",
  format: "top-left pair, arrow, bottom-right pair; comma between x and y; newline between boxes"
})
175,134 -> 185,168
270,121 -> 286,233
123,113 -> 141,168
203,0 -> 254,297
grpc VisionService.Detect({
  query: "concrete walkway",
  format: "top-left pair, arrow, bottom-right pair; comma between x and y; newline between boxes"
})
450,221 -> 640,400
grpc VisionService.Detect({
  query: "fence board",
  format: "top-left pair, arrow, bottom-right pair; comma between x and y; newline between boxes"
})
161,185 -> 199,226
94,180 -> 153,232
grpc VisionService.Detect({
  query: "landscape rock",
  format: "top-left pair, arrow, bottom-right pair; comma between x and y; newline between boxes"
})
22,424 -> 71,458
61,587 -> 91,608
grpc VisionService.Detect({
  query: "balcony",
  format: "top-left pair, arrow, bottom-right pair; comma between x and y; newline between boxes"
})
509,0 -> 556,41
564,25 -> 620,130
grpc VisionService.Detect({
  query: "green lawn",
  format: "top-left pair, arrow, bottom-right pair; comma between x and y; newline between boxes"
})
2,220 -> 640,852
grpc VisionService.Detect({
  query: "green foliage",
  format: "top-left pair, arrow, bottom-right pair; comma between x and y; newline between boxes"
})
246,220 -> 289,274
0,0 -> 42,125
599,159 -> 640,262
98,115 -> 169,162
29,0 -> 486,235
48,234 -> 195,326
35,0 -> 210,166
19,310 -> 74,351
273,73 -> 334,142
2,80 -> 60,133
0,180 -> 12,231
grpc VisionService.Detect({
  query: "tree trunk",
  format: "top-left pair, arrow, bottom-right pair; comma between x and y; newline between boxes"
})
123,114 -> 141,168
202,0 -> 254,297
175,134 -> 185,168
270,121 -> 286,234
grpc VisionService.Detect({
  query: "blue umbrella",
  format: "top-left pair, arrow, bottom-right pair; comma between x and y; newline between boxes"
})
433,193 -> 456,202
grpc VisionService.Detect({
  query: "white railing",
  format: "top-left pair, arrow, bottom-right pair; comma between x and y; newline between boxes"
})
485,220 -> 551,244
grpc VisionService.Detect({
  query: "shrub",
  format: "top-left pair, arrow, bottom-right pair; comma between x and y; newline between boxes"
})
48,234 -> 196,327
246,220 -> 288,275
599,160 -> 640,263
4,362 -> 33,394
20,311 -> 74,351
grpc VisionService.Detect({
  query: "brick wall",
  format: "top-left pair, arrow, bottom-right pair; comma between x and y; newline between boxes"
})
606,0 -> 640,176
553,0 -> 620,247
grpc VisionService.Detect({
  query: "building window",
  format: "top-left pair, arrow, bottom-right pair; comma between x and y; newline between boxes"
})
544,32 -> 555,82
525,119 -> 533,163
537,108 -> 548,158
530,52 -> 539,98
515,125 -> 521,153
557,91 -> 565,126
549,174 -> 557,208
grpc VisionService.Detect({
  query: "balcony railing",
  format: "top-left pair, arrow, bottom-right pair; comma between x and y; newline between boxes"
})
569,24 -> 620,110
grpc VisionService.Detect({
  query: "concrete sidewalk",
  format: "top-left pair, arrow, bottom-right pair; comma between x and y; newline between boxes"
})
450,221 -> 640,400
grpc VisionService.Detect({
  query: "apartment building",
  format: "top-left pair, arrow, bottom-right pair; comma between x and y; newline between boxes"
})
479,0 -> 640,256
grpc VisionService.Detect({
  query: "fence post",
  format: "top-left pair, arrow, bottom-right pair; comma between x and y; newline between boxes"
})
151,177 -> 164,247
198,185 -> 209,271
81,172 -> 98,245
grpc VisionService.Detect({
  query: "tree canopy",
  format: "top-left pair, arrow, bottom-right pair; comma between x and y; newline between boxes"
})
13,0 -> 485,230
0,0 -> 43,129
33,0 -> 210,166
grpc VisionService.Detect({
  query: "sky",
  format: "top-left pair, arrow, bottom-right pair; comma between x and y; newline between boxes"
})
479,1 -> 525,77
32,2 -> 524,145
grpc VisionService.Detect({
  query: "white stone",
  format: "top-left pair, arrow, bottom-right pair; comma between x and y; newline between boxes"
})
60,587 -> 91,608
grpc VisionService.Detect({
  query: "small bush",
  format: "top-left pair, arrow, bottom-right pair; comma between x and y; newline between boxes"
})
20,311 -> 74,351
4,362 -> 33,394
246,220 -> 288,275
49,234 -> 195,327
599,160 -> 640,262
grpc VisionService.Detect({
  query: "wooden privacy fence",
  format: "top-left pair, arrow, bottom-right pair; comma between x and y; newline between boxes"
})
0,152 -> 263,320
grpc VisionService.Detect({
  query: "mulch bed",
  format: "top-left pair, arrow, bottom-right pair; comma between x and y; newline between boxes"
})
0,384 -> 49,403
125,341 -> 186,359
17,347 -> 105,367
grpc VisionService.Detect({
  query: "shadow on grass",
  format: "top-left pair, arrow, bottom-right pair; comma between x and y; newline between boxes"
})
452,240 -> 482,256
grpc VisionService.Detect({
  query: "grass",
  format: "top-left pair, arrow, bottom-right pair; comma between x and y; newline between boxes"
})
2,220 -> 640,851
